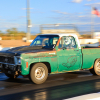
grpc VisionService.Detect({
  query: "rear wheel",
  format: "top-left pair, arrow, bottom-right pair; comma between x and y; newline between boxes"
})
90,59 -> 100,76
30,63 -> 48,84
5,73 -> 18,79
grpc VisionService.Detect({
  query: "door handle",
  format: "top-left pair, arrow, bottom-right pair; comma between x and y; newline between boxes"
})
62,47 -> 66,50
74,50 -> 79,51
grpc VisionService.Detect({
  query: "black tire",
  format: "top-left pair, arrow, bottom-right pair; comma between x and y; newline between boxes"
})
29,63 -> 48,84
89,68 -> 96,75
5,73 -> 18,79
90,59 -> 100,76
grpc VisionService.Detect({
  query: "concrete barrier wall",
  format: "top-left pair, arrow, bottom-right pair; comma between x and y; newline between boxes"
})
41,29 -> 80,37
79,39 -> 99,44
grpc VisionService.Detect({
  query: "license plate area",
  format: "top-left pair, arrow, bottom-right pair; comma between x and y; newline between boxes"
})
3,64 -> 14,71
8,71 -> 11,74
0,64 -> 2,69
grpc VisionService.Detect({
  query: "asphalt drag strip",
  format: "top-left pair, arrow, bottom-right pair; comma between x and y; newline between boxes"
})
0,71 -> 100,100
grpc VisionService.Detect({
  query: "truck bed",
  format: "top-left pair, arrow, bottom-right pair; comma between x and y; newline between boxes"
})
81,47 -> 100,69
82,46 -> 100,49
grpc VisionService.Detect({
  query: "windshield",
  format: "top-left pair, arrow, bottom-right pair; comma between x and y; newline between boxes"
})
30,35 -> 59,49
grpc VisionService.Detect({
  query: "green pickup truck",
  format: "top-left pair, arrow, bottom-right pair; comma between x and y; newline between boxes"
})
0,34 -> 100,84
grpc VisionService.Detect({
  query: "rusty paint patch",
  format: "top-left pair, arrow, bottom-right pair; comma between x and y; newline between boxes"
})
57,49 -> 61,51
89,65 -> 93,69
34,53 -> 57,58
51,58 -> 57,62
51,71 -> 58,74
67,49 -> 69,50
51,69 -> 80,74
34,55 -> 57,58
37,50 -> 56,54
25,50 -> 56,54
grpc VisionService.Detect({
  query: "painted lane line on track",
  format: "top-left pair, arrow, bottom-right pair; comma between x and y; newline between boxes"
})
78,74 -> 93,77
0,87 -> 5,90
87,97 -> 100,100
64,92 -> 100,100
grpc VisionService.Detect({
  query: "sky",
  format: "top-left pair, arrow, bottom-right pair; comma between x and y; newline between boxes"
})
0,0 -> 100,34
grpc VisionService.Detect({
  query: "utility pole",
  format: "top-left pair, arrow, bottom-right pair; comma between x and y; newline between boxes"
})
91,5 -> 95,39
26,0 -> 31,41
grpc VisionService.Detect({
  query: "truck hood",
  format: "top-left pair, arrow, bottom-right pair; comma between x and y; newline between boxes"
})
0,46 -> 52,56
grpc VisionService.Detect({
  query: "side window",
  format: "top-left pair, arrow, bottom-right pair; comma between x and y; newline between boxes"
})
37,40 -> 41,44
33,40 -> 42,45
53,38 -> 58,45
58,36 -> 77,49
42,38 -> 49,46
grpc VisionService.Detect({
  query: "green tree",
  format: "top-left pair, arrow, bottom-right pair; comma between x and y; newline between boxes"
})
0,30 -> 3,36
6,28 -> 18,35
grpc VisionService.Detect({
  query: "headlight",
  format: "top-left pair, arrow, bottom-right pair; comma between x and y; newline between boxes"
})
18,59 -> 21,64
16,56 -> 21,64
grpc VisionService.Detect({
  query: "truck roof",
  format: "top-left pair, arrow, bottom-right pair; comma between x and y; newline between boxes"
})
40,33 -> 78,38
40,33 -> 81,49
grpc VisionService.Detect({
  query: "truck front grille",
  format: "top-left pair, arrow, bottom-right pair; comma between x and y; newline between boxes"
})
0,56 -> 15,64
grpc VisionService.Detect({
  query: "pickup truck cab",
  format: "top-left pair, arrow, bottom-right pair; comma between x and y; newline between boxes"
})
0,34 -> 100,84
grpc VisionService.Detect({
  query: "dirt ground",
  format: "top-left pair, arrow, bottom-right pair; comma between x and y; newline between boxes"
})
0,40 -> 31,48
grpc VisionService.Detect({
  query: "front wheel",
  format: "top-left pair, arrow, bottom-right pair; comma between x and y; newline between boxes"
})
29,63 -> 48,84
90,59 -> 100,76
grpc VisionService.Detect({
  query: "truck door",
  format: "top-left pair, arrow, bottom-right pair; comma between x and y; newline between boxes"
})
57,36 -> 81,72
